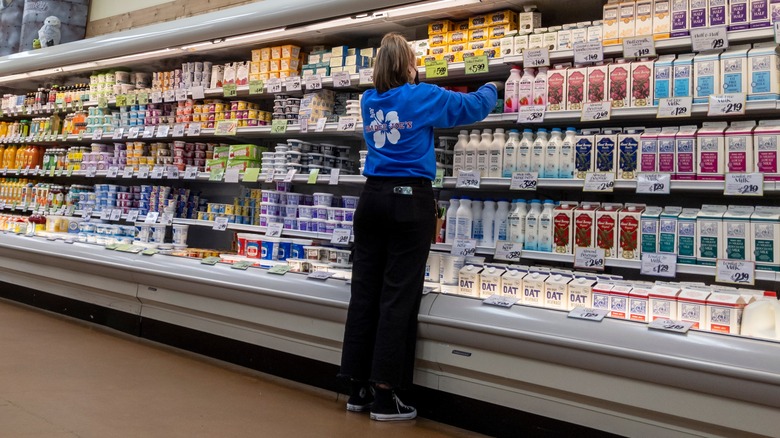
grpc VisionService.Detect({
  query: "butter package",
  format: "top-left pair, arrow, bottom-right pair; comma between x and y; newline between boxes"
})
619,1 -> 638,41
754,120 -> 780,180
696,204 -> 728,265
518,8 -> 542,32
725,121 -> 756,173
575,129 -> 599,178
429,33 -> 449,47
501,269 -> 525,297
729,0 -> 750,31
653,55 -> 676,104
544,274 -> 572,310
587,63 -> 609,103
574,202 -> 600,251
281,45 -> 300,59
429,19 -> 455,35
448,30 -> 469,45
641,206 -> 663,254
603,0 -> 621,45
653,0 -> 672,39
722,45 -> 750,94
751,0 -> 770,28
724,205 -> 755,261
489,24 -> 517,39
479,266 -> 505,298
458,265 -> 483,297
707,293 -> 746,333
521,271 -> 548,306
270,46 -> 283,60
693,51 -> 722,103
592,283 -> 614,310
748,43 -> 780,100
596,128 -> 621,174
619,204 -> 645,260
629,285 -> 652,322
690,0 -> 708,29
553,202 -> 578,254
639,127 -> 661,172
672,53 -> 695,97
608,60 -> 631,107
469,28 -> 489,42
658,206 -> 682,254
674,124 -> 698,180
547,65 -> 568,111
752,206 -> 780,271
609,284 -> 633,319
469,14 -> 489,29
636,0 -> 655,35
630,58 -> 654,107
618,128 -> 643,180
671,0 -> 690,36
678,288 -> 712,329
488,9 -> 519,26
567,276 -> 597,309
677,208 -> 699,264
566,64 -> 588,110
696,122 -> 727,180
710,0 -> 729,25
649,285 -> 682,320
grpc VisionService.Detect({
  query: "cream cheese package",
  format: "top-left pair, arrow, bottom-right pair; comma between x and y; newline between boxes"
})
458,264 -> 482,297
748,43 -> 780,100
696,122 -> 727,180
641,206 -> 663,254
707,292 -> 746,334
522,271 -> 549,307
678,288 -> 712,329
693,51 -> 722,103
649,284 -> 681,320
721,45 -> 750,94
544,274 -> 572,310
723,205 -> 754,261
696,204 -> 728,265
671,0 -> 691,36
479,266 -> 505,298
567,276 -> 597,309
501,269 -> 526,297
753,120 -> 780,181
677,207 -> 700,264
653,55 -> 676,104
751,206 -> 780,272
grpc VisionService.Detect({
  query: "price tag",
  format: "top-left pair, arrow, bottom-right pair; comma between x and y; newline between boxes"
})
657,97 -> 693,118
122,166 -> 135,178
568,306 -> 609,322
67,168 -> 74,177
175,89 -> 188,102
104,243 -> 119,250
359,68 -> 374,85
307,271 -> 334,280
573,41 -> 604,64
315,117 -> 327,132
190,86 -> 205,100
92,128 -> 103,140
48,168 -> 55,177
724,173 -> 763,196
305,74 -> 322,90
581,101 -> 612,122
307,168 -> 320,184
144,211 -> 159,224
283,169 -> 296,183
150,166 -> 163,179
574,247 -> 606,270
85,166 -> 97,178
640,253 -> 677,277
432,168 -> 445,189
494,241 -> 524,262
215,120 -> 238,136
105,166 -> 119,178
299,116 -> 309,133
126,210 -> 140,222
184,166 -> 199,180
509,172 -> 538,191
248,79 -> 265,95
425,59 -> 449,78
451,238 -> 477,256
622,36 -> 656,58
483,294 -> 518,308
243,167 -> 260,182
266,222 -> 284,238
636,173 -> 671,194
116,95 -> 128,107
21,167 -> 29,176
143,126 -> 156,138
281,76 -> 300,92
65,205 -> 75,217
110,208 -> 123,221
224,168 -> 241,183
187,124 -> 202,136
649,318 -> 694,334
329,168 -> 340,185
138,165 -> 150,179
99,210 -> 112,220
201,256 -> 221,265
156,125 -> 170,138
333,71 -> 352,88
583,172 -> 615,192
455,170 -> 481,189
112,128 -> 125,140
464,55 -> 489,75
142,249 -> 159,256
691,25 -> 728,52
708,93 -> 746,116
337,116 -> 357,131
163,90 -> 176,102
268,265 -> 291,275
222,84 -> 238,98
267,78 -> 283,93
136,92 -> 149,104
270,119 -> 288,134
172,124 -> 185,137
212,216 -> 229,231
98,96 -> 108,109
517,105 -> 546,123
209,169 -> 225,181
127,127 -> 140,139
523,48 -> 550,68
232,261 -> 253,270
264,172 -> 275,183
330,228 -> 351,245
33,166 -> 41,176
716,259 -> 756,285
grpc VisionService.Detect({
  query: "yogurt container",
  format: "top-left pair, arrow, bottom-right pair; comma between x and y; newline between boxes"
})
244,235 -> 263,258
313,192 -> 334,207
261,237 -> 281,260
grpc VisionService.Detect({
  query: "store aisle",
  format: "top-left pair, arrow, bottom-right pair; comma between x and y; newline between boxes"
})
0,299 -> 485,438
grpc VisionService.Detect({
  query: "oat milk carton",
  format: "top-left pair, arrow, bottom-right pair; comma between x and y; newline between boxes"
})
752,206 -> 780,272
707,292 -> 746,333
618,128 -> 643,180
575,128 -> 600,178
671,0 -> 691,36
574,202 -> 600,251
566,64 -> 588,110
748,43 -> 780,100
553,202 -> 578,254
696,204 -> 728,265
649,284 -> 682,320
609,284 -> 633,319
751,0 -> 771,27
725,121 -> 756,173
547,65 -> 568,111
458,265 -> 483,297
596,128 -> 622,174
677,208 -> 699,264
479,265 -> 505,298
659,206 -> 683,254
629,285 -> 652,322
678,287 -> 712,329
636,0 -> 655,35
587,63 -> 609,103
631,58 -> 655,107
654,0 -> 672,39
596,203 -> 623,258
592,283 -> 615,310
674,125 -> 698,180
522,270 -> 549,306
604,0 -> 622,45
641,206 -> 664,254
544,274 -> 572,310
721,45 -> 750,94
609,60 -> 632,107
710,0 -> 729,26
653,55 -> 676,104
619,204 -> 645,260
501,268 -> 526,298
672,53 -> 695,97
753,120 -> 780,181
568,275 -> 598,309
729,0 -> 750,30
696,122 -> 728,180
639,127 -> 661,172
724,205 -> 755,262
693,51 -> 722,103
620,1 -> 638,41
658,126 -> 679,174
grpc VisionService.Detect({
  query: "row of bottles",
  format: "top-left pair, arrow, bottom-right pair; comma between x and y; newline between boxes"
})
22,84 -> 91,107
0,145 -> 44,170
452,127 -> 577,179
0,179 -> 70,208
504,67 -> 548,112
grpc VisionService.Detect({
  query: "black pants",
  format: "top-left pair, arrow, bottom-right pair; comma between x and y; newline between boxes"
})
340,177 -> 436,389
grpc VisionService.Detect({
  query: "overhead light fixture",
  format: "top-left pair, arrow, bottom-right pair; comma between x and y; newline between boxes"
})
375,0 -> 482,18
224,27 -> 286,42
94,48 -> 179,66
302,14 -> 376,32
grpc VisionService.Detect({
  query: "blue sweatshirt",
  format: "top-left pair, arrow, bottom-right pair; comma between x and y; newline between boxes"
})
361,83 -> 497,180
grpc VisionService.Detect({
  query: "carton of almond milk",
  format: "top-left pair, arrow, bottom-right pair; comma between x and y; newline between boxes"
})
725,121 -> 756,173
608,60 -> 632,107
592,283 -> 615,310
653,0 -> 672,39
629,285 -> 652,322
619,204 -> 645,260
641,206 -> 663,254
753,120 -> 780,181
752,206 -> 780,272
619,1 -> 638,41
547,64 -> 568,111
677,207 -> 699,264
677,287 -> 712,329
604,1 -> 621,45
596,203 -> 623,258
587,63 -> 609,103
639,127 -> 661,172
630,58 -> 655,107
696,204 -> 728,265
544,274 -> 572,310
609,284 -> 633,319
575,128 -> 600,178
458,265 -> 483,297
674,125 -> 698,180
479,265 -> 505,298
596,128 -> 622,174
707,292 -> 746,333
671,0 -> 690,36
636,0 -> 655,35
658,126 -> 679,174
574,202 -> 600,251
501,268 -> 526,298
566,64 -> 588,111
522,271 -> 549,307
568,275 -> 598,309
649,284 -> 681,320
724,205 -> 755,261
618,128 -> 643,180
553,202 -> 578,254
696,122 -> 728,180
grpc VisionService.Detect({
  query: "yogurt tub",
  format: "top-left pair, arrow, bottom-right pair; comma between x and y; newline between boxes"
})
291,239 -> 313,259
285,192 -> 303,205
297,218 -> 312,231
261,237 -> 281,260
338,222 -> 353,233
297,205 -> 315,219
157,244 -> 174,255
283,217 -> 297,230
151,225 -> 166,243
316,207 -> 329,220
244,235 -> 263,258
172,224 -> 189,245
334,146 -> 351,158
283,205 -> 298,218
286,163 -> 304,173
310,261 -> 331,273
236,232 -> 259,256
285,151 -> 303,163
277,239 -> 293,261
308,153 -> 325,165
325,220 -> 339,234
303,245 -> 324,261
319,143 -> 337,155
343,209 -> 355,222
329,267 -> 352,280
330,249 -> 351,265
286,258 -> 311,273
313,192 -> 334,207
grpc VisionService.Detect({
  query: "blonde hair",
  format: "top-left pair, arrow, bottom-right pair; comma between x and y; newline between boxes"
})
373,33 -> 417,93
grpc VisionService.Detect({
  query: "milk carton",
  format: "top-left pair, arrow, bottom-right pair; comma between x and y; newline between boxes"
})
574,202 -> 600,251
751,0 -> 770,28
693,51 -> 722,103
690,0 -> 709,29
729,0 -> 750,30
575,128 -> 599,178
547,65 -> 568,111
772,0 -> 780,25
677,208 -> 699,264
528,30 -> 545,49
619,204 -> 645,260
672,53 -> 695,97
458,265 -> 483,297
618,128 -> 643,180
544,274 -> 572,310
707,292 -> 746,333
501,268 -> 526,297
721,45 -> 750,94
596,203 -> 623,258
696,204 -> 728,265
588,20 -> 604,43
654,0 -> 672,38
748,43 -> 780,100
514,32 -> 530,54
608,60 -> 632,107
553,202 -> 578,254
587,63 -> 609,103
572,23 -> 589,45
522,271 -> 548,306
724,205 -> 754,261
659,206 -> 683,254
677,287 -> 712,329
479,265 -> 505,298
629,285 -> 652,322
649,284 -> 681,320
558,26 -> 573,50
641,206 -> 663,254
568,276 -> 597,309
709,0 -> 729,26
696,122 -> 728,180
518,8 -> 542,32
674,125 -> 698,180
592,283 -> 614,310
653,55 -> 676,104
671,0 -> 691,36
725,121 -> 756,173
658,126 -> 679,174
630,58 -> 655,107
596,128 -> 621,174
604,0 -> 622,45
566,64 -> 588,110
754,120 -> 780,181
609,284 -> 633,318
620,1 -> 638,41
636,0 -> 655,35
751,206 -> 780,271
639,127 -> 661,172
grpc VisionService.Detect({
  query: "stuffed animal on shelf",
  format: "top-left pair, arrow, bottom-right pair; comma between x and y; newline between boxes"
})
38,16 -> 62,48
32,39 -> 41,50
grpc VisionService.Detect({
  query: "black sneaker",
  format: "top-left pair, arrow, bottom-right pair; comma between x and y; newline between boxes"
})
346,382 -> 374,412
369,388 -> 417,421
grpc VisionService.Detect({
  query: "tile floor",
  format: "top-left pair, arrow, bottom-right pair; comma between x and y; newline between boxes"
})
0,298 -> 485,438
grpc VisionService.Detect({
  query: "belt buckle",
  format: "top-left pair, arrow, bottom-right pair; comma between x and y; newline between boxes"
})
393,186 -> 413,195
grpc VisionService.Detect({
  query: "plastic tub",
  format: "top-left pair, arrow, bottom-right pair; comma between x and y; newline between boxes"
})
286,258 -> 311,273
297,205 -> 315,219
172,224 -> 189,245
285,192 -> 303,205
244,235 -> 263,258
303,245 -> 324,261
341,196 -> 359,209
296,218 -> 311,231
291,239 -> 313,259
283,205 -> 298,218
283,217 -> 297,230
277,239 -> 293,261
261,237 -> 280,260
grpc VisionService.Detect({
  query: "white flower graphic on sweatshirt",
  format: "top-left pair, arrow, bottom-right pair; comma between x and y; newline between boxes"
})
369,109 -> 401,148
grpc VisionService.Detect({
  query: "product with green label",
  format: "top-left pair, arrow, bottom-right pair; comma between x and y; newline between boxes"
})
723,205 -> 754,261
676,208 -> 698,265
696,204 -> 727,266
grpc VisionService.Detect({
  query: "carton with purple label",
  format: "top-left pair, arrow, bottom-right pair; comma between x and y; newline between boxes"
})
753,120 -> 780,180
690,0 -> 709,29
729,0 -> 750,30
639,127 -> 661,172
710,0 -> 729,26
696,122 -> 727,180
750,0 -> 770,28
658,126 -> 679,174
671,0 -> 691,36
674,125 -> 698,180
725,121 -> 756,173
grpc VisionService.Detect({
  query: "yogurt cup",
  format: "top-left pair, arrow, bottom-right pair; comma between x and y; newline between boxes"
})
297,205 -> 315,219
286,258 -> 311,273
172,224 -> 189,245
277,239 -> 293,261
261,237 -> 280,260
303,245 -> 324,261
244,235 -> 263,258
341,196 -> 359,209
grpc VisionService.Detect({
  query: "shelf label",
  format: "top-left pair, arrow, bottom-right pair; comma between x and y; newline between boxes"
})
264,172 -> 275,183
110,208 -> 123,221
156,125 -> 170,138
640,253 -> 677,278
65,206 -> 75,217
128,127 -> 140,139
329,168 -> 340,185
99,209 -> 110,220
271,119 -> 288,134
583,172 -> 615,192
172,124 -> 185,137
215,120 -> 238,136
305,74 -> 322,90
455,170 -> 481,189
166,166 -> 180,179
266,222 -> 284,238
573,41 -> 604,64
581,101 -> 612,122
708,93 -> 745,116
98,96 -> 108,109
568,306 -> 609,322
330,228 -> 352,245
517,105 -> 546,123
142,126 -> 156,138
231,261 -> 253,270
464,54 -> 489,75
190,86 -> 205,100
138,165 -> 150,179
268,265 -> 291,275
209,169 -> 225,181
161,213 -> 174,225
308,271 -> 334,280
175,89 -> 188,102
212,216 -> 229,231
122,166 -> 135,178
523,48 -> 550,68
283,168 -> 296,183
432,167 -> 445,188
85,166 -> 97,178
184,166 -> 199,180
622,36 -> 656,59
450,238 -> 477,256
224,168 -> 241,183
92,128 -> 104,140
126,210 -> 140,222
142,249 -> 159,256
493,241 -> 523,262
691,25 -> 728,52
425,59 -> 449,78
636,173 -> 671,194
151,166 -> 164,179
724,173 -> 763,196
483,294 -> 518,308
716,259 -> 756,285
657,97 -> 693,118
509,171 -> 538,191
299,116 -> 309,133
333,71 -> 352,88
112,128 -> 125,140
315,117 -> 327,132
306,168 -> 320,184
574,247 -> 606,270
243,167 -> 260,182
649,318 -> 694,334
267,78 -> 283,93
337,116 -> 357,131
359,68 -> 374,85
223,84 -> 238,98
187,124 -> 202,136
249,79 -> 265,95
144,211 -> 159,224
201,256 -> 221,265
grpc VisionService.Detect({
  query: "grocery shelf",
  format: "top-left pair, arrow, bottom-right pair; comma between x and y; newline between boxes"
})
441,176 -> 779,192
171,218 -> 352,243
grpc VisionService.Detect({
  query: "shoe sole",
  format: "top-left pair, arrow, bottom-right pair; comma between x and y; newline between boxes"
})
346,403 -> 372,412
369,411 -> 417,421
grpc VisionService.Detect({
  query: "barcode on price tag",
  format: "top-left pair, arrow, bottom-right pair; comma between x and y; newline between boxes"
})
338,116 -> 357,131
691,26 -> 728,52
657,97 -> 693,118
636,173 -> 671,194
622,36 -> 656,59
640,253 -> 677,277
333,71 -> 352,88
329,168 -> 340,185
191,86 -> 205,100
573,41 -> 604,64
494,241 -> 523,262
581,101 -> 612,122
517,105 -> 546,123
708,93 -> 745,116
143,126 -> 156,138
330,228 -> 352,245
583,172 -> 615,192
128,127 -> 140,139
456,170 -> 481,189
122,166 -> 135,178
451,239 -> 477,256
112,128 -> 124,140
510,171 -> 538,190
716,259 -> 756,285
523,48 -> 549,68
574,247 -> 606,270
724,173 -> 763,196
